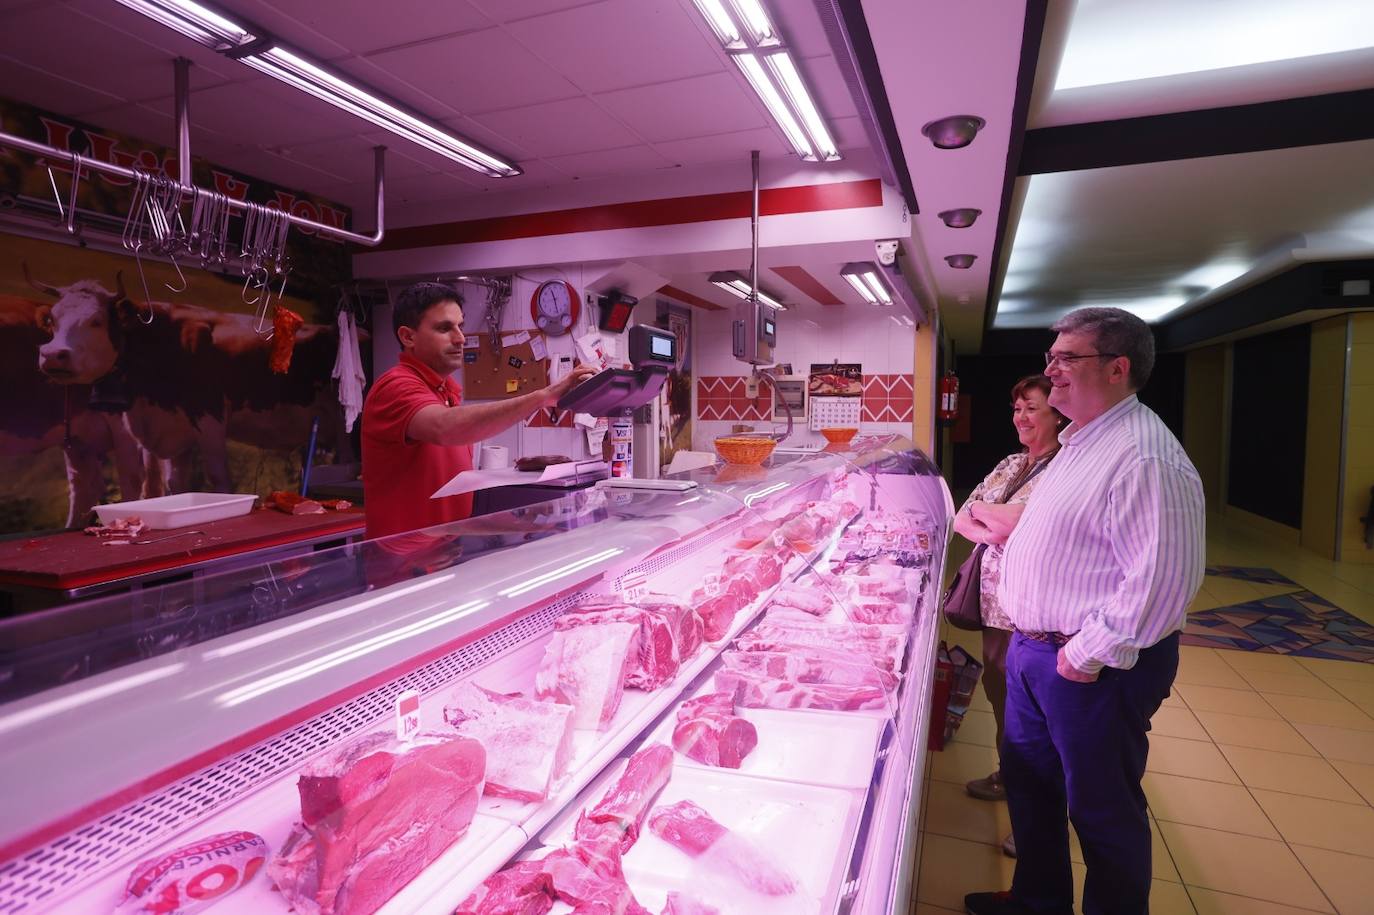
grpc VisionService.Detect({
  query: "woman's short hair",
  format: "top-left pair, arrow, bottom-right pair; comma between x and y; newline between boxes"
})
1011,374 -> 1066,424
393,282 -> 462,342
1050,306 -> 1155,389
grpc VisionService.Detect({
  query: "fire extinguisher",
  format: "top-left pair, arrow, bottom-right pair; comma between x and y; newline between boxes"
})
938,371 -> 960,425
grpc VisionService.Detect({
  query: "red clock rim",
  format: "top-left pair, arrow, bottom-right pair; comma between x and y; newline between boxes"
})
529,280 -> 580,334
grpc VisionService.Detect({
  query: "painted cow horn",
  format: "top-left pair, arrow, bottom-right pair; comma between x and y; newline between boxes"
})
22,261 -> 59,297
113,270 -> 128,302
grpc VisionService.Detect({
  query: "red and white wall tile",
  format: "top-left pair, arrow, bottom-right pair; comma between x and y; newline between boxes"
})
697,376 -> 774,422
862,374 -> 915,423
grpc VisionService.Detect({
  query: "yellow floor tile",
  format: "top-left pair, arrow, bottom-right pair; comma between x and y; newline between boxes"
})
1176,653 -> 1253,689
929,741 -> 1000,786
952,709 -> 997,749
1148,734 -> 1241,784
1195,710 -> 1320,756
1069,862 -> 1193,914
1294,722 -> 1374,765
1251,789 -> 1374,858
1264,694 -> 1374,732
915,833 -> 1015,911
1188,591 -> 1229,613
1328,678 -> 1374,710
1217,745 -> 1365,803
1151,705 -> 1211,741
1330,758 -> 1374,806
922,779 -> 1012,848
1156,821 -> 1333,912
1295,656 -> 1374,684
1187,886 -> 1336,915
1218,650 -> 1312,676
1162,690 -> 1188,709
1143,772 -> 1280,838
1176,683 -> 1281,719
1239,669 -> 1346,700
913,904 -> 961,915
1290,845 -> 1374,915
1203,578 -> 1270,605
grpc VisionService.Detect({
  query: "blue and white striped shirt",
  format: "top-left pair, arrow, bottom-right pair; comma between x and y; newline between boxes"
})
998,395 -> 1206,673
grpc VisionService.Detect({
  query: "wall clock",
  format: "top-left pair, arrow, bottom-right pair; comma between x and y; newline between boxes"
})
530,280 -> 580,336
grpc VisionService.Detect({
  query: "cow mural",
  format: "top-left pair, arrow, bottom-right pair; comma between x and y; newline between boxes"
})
0,293 -> 149,527
27,267 -> 344,498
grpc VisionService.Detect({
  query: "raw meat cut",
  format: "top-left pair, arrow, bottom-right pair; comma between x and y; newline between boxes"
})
443,682 -> 575,802
269,731 -> 485,915
850,599 -> 911,625
662,893 -> 719,915
722,549 -> 783,591
737,627 -> 903,673
850,575 -> 909,601
721,647 -> 897,689
671,691 -> 758,769
558,607 -> 679,690
688,588 -> 744,642
716,668 -> 889,712
542,847 -> 650,915
536,621 -> 640,730
769,583 -> 832,616
455,859 -> 554,915
647,801 -> 796,896
577,743 -> 674,852
638,597 -> 704,663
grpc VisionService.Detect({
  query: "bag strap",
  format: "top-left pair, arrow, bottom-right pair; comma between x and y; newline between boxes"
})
997,451 -> 1054,504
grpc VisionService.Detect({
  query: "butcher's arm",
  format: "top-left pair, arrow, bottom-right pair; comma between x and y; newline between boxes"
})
407,364 -> 598,446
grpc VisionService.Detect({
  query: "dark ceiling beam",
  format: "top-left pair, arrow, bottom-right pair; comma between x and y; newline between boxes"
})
1019,87 -> 1374,175
981,0 -> 1050,337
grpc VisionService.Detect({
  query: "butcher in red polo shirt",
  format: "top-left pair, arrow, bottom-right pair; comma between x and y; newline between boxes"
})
361,282 -> 596,541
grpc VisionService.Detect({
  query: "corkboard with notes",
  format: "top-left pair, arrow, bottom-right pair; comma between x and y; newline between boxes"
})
460,331 -> 550,400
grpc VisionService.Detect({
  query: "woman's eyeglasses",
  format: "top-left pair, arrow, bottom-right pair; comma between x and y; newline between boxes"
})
1044,351 -> 1120,368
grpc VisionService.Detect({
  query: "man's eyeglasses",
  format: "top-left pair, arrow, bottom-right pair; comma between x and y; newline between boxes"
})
1044,351 -> 1121,368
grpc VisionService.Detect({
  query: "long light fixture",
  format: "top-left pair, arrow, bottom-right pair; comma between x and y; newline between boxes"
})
709,271 -> 786,310
690,0 -> 839,162
841,262 -> 894,305
110,0 -> 521,177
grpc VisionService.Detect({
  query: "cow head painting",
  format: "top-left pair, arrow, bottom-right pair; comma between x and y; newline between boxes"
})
26,264 -> 137,384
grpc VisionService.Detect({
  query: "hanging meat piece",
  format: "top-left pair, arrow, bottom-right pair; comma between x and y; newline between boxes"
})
270,304 -> 305,374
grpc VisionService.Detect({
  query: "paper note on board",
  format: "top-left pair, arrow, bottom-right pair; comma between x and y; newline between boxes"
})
529,334 -> 548,361
503,330 -> 531,347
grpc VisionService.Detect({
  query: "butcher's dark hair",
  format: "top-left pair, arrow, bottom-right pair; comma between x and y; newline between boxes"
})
393,282 -> 463,341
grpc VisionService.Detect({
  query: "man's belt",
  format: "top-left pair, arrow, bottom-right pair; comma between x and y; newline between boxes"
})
1017,629 -> 1073,646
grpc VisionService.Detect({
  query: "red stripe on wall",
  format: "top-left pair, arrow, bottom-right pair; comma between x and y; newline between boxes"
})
372,179 -> 884,251
771,265 -> 843,305
658,284 -> 725,311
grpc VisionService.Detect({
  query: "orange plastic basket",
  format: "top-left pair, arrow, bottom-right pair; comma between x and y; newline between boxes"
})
713,436 -> 778,465
820,427 -> 858,444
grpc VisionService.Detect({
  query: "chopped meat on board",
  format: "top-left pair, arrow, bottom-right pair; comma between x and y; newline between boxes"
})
269,730 -> 485,915
721,646 -> 897,690
671,691 -> 758,769
536,621 -> 640,730
716,668 -> 889,712
577,743 -> 674,853
443,682 -> 574,802
647,800 -> 796,896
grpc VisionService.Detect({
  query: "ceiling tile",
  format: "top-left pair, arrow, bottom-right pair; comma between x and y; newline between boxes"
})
441,115 -> 536,162
796,54 -> 859,121
63,0 -> 245,83
237,0 -> 494,56
384,170 -> 488,205
651,126 -> 788,167
208,145 -> 360,199
367,28 -> 583,115
505,0 -> 722,93
829,116 -> 870,151
542,144 -> 674,179
358,130 -> 511,183
273,134 -> 439,184
465,0 -> 608,23
595,72 -> 765,143
470,96 -> 640,157
327,56 -> 463,123
772,0 -> 836,59
0,55 -> 126,116
189,79 -> 371,147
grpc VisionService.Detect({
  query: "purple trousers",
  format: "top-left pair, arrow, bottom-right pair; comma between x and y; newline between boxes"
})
1002,631 -> 1179,915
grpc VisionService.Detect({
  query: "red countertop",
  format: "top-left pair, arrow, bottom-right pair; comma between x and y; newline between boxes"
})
0,508 -> 366,591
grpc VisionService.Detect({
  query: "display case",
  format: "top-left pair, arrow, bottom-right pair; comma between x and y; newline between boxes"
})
0,437 -> 953,915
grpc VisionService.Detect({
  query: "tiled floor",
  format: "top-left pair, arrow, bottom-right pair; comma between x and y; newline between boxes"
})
913,513 -> 1374,914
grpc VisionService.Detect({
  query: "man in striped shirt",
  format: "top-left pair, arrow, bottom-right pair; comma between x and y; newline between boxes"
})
965,308 -> 1205,915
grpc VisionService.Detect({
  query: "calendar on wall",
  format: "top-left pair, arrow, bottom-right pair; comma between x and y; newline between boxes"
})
810,395 -> 861,431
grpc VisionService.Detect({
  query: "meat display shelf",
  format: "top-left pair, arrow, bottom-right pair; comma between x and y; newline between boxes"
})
0,438 -> 952,915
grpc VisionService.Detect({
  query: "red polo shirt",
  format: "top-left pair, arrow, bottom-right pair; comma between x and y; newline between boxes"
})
361,352 -> 474,540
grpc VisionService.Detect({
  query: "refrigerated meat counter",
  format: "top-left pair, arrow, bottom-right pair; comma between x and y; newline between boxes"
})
0,437 -> 953,915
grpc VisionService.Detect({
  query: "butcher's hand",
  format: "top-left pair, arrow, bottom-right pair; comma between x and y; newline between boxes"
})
1056,647 -> 1098,683
542,363 -> 600,406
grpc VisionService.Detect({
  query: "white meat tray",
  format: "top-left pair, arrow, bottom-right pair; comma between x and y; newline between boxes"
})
94,492 -> 258,529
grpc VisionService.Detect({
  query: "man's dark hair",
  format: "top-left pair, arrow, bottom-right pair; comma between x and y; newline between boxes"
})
1051,307 -> 1156,389
393,282 -> 462,342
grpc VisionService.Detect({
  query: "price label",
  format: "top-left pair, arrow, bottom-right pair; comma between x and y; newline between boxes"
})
395,689 -> 421,742
703,572 -> 721,597
621,571 -> 648,603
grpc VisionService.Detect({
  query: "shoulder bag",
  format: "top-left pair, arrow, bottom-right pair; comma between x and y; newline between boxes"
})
941,455 -> 1051,631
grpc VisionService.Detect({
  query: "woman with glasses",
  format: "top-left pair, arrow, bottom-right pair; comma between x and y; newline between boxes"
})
951,374 -> 1065,858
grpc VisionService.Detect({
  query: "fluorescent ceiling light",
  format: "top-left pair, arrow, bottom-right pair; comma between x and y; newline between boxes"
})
841,262 -> 893,305
690,0 -> 838,162
112,0 -> 255,49
110,0 -> 520,177
710,272 -> 786,310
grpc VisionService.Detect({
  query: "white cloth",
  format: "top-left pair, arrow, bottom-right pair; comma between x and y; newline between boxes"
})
332,311 -> 366,433
998,395 -> 1206,674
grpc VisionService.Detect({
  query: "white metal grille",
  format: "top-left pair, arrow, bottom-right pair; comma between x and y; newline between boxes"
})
0,594 -> 575,914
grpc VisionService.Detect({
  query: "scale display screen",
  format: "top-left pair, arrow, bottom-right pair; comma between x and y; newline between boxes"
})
763,317 -> 776,337
651,334 -> 674,359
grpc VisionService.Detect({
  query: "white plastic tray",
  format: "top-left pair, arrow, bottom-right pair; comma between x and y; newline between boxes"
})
94,492 -> 258,529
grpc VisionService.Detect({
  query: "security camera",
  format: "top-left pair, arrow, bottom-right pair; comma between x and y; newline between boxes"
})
875,239 -> 899,266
